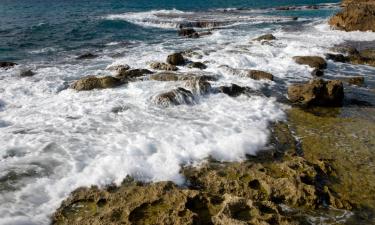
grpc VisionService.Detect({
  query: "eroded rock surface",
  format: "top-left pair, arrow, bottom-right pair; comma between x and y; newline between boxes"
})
246,70 -> 274,81
293,56 -> 327,69
287,79 -> 344,106
167,53 -> 186,66
153,88 -> 195,106
150,62 -> 178,71
71,76 -> 123,91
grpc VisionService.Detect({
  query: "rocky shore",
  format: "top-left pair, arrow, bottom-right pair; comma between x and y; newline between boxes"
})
5,1 -> 373,224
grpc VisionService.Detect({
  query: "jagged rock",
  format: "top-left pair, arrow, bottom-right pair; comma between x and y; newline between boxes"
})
184,78 -> 211,95
287,79 -> 344,106
293,56 -> 327,69
325,53 -> 349,63
167,53 -> 185,65
116,69 -> 153,82
253,34 -> 276,42
153,88 -> 195,106
218,84 -> 247,97
188,62 -> 207,70
329,1 -> 375,32
19,69 -> 35,77
178,28 -> 199,38
71,76 -> 122,91
0,61 -> 17,69
246,70 -> 274,81
360,49 -> 375,59
107,64 -> 130,72
330,45 -> 359,55
311,69 -> 324,77
76,53 -> 98,60
150,62 -> 178,71
345,76 -> 365,86
349,54 -> 375,67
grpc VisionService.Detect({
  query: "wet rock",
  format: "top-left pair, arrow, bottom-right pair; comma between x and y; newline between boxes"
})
178,28 -> 199,38
184,78 -> 211,95
167,53 -> 185,66
218,84 -> 247,97
360,49 -> 375,58
345,76 -> 365,86
19,69 -> 35,77
330,45 -> 359,55
287,79 -> 344,106
293,56 -> 327,69
329,1 -> 375,32
71,76 -> 123,91
107,64 -> 130,72
76,53 -> 98,60
116,69 -> 153,82
153,87 -> 195,106
149,62 -> 178,71
181,49 -> 203,59
246,70 -> 274,81
0,61 -> 17,69
325,53 -> 349,63
149,72 -> 214,82
311,69 -> 324,77
349,54 -> 375,67
252,34 -> 276,42
187,62 -> 207,70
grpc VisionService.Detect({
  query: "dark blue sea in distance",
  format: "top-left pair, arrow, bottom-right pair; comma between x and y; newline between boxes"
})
0,0 -> 339,62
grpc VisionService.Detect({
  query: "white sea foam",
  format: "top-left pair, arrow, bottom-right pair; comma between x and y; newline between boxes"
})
2,8 -> 375,225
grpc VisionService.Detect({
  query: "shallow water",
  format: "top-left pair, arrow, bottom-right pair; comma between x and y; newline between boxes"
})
1,0 -> 375,224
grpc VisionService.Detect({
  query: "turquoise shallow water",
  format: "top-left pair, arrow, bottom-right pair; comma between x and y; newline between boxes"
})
0,0 -> 339,61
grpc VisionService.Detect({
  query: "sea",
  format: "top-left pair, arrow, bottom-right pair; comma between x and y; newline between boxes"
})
1,0 -> 375,224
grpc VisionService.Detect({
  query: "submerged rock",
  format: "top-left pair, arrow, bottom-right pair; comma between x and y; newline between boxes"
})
0,61 -> 17,69
153,87 -> 195,106
325,53 -> 349,63
116,69 -> 153,82
329,1 -> 375,32
187,62 -> 207,70
19,69 -> 35,77
287,79 -> 344,106
167,53 -> 185,66
311,69 -> 324,77
345,76 -> 365,86
178,28 -> 199,38
76,53 -> 98,60
218,84 -> 247,97
252,34 -> 276,42
71,76 -> 122,91
246,70 -> 274,81
293,56 -> 327,69
184,78 -> 211,95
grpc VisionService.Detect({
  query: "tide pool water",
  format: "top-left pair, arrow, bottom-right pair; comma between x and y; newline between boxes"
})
1,0 -> 375,224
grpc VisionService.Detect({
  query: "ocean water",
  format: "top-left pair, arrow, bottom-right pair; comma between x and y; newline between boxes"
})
1,0 -> 375,224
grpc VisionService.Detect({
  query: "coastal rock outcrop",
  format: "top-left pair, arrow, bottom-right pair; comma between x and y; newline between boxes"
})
0,61 -> 17,69
76,53 -> 98,60
293,56 -> 327,69
71,76 -> 123,91
167,53 -> 185,66
311,69 -> 324,77
149,72 -> 215,82
107,64 -> 130,73
178,28 -> 199,38
19,69 -> 35,77
187,62 -> 207,70
246,70 -> 274,81
329,0 -> 375,32
345,76 -> 365,86
184,78 -> 211,95
218,84 -> 247,97
287,79 -> 344,106
252,34 -> 276,42
116,69 -> 153,82
150,62 -> 178,71
153,87 -> 195,106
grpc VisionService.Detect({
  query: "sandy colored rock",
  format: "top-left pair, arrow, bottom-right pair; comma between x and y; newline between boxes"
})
287,79 -> 344,106
246,70 -> 274,81
187,62 -> 207,70
184,78 -> 211,95
150,62 -> 178,71
252,34 -> 276,42
153,88 -> 194,106
329,1 -> 375,32
116,69 -> 153,82
149,72 -> 216,82
71,76 -> 123,91
293,56 -> 327,69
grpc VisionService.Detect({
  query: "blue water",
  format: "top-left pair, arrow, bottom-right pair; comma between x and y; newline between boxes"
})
0,0 -> 339,61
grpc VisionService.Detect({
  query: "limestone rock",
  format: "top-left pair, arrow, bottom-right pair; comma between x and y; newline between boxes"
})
246,70 -> 274,81
287,79 -> 344,106
71,76 -> 122,91
293,56 -> 327,69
